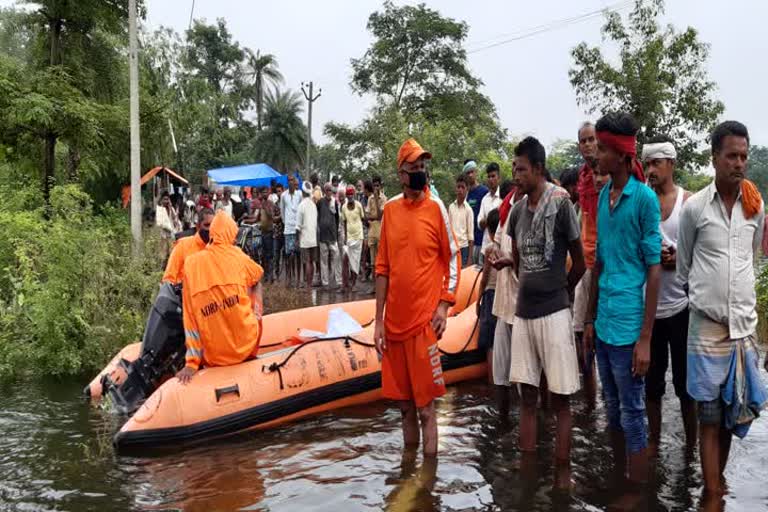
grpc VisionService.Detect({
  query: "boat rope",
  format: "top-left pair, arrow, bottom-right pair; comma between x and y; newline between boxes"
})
437,315 -> 479,356
263,335 -> 376,390
262,270 -> 483,387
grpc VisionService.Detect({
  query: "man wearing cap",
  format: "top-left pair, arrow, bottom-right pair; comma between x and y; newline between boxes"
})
641,135 -> 697,457
341,185 -> 365,290
464,159 -> 489,265
297,181 -> 319,288
583,112 -> 661,497
375,138 -> 460,457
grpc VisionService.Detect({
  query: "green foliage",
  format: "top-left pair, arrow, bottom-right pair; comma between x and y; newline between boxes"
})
329,3 -> 509,200
546,139 -> 583,178
569,0 -> 724,172
0,174 -> 162,380
242,49 -> 284,131
252,88 -> 306,172
748,146 -> 768,204
351,0 -> 478,117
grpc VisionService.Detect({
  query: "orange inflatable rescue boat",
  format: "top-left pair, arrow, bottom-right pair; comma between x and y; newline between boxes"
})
105,267 -> 483,450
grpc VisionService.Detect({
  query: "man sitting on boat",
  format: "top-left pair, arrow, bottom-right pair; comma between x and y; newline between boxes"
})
162,208 -> 215,285
177,211 -> 265,383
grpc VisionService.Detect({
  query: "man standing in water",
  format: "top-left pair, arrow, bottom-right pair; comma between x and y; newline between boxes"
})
573,121 -> 599,406
584,113 -> 660,503
641,136 -> 697,456
375,138 -> 460,457
677,121 -> 767,496
507,137 -> 585,488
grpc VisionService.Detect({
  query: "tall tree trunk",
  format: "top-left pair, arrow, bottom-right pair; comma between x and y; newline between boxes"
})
67,145 -> 81,182
43,17 -> 63,209
256,75 -> 263,131
49,18 -> 62,66
44,132 -> 56,208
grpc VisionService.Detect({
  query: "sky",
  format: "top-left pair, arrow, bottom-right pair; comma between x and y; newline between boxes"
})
4,0 -> 768,149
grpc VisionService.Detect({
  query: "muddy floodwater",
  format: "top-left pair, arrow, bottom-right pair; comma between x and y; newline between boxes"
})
2,372 -> 768,511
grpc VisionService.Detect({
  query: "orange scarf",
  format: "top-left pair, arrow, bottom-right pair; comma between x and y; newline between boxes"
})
741,180 -> 763,219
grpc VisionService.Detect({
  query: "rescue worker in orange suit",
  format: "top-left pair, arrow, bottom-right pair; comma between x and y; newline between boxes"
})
374,138 -> 461,457
177,211 -> 264,383
162,208 -> 215,285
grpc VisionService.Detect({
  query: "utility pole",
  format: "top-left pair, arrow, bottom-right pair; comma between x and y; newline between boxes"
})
301,81 -> 321,175
129,0 -> 142,253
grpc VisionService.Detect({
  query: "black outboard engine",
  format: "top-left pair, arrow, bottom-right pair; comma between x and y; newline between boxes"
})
102,282 -> 186,414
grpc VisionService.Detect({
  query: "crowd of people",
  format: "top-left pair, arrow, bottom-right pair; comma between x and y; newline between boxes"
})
156,171 -> 393,292
154,112 -> 767,508
372,115 -> 767,508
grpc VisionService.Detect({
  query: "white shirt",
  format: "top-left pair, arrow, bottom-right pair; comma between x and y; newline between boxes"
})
677,181 -> 765,338
155,205 -> 181,239
215,200 -> 233,218
477,188 -> 502,249
280,189 -> 302,235
296,196 -> 318,248
448,200 -> 475,248
491,214 -> 518,325
657,186 -> 689,319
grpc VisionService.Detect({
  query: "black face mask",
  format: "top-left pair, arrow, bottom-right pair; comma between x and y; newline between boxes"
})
406,171 -> 427,191
199,229 -> 210,244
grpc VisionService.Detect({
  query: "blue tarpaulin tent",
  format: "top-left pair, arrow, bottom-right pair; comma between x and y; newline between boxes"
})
207,163 -> 290,188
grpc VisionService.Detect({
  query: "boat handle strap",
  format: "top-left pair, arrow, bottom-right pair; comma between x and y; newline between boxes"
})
215,384 -> 240,402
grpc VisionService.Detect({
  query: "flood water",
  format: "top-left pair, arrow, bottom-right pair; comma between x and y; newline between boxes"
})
2,372 -> 768,511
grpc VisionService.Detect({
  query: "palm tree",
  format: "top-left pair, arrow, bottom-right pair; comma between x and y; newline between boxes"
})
243,49 -> 283,131
255,87 -> 306,172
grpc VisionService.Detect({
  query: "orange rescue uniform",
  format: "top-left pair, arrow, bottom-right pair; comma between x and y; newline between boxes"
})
162,233 -> 207,285
183,212 -> 264,371
376,192 -> 460,407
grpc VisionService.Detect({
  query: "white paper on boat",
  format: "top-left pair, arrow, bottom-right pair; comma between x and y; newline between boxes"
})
298,307 -> 364,339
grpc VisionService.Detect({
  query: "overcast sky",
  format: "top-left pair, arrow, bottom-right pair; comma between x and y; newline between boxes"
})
5,0 -> 768,149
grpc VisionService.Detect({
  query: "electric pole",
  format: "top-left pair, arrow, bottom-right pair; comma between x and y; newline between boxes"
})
129,0 -> 142,253
301,81 -> 321,176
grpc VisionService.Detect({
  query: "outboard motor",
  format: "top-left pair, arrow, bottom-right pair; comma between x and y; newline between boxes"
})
102,282 -> 186,414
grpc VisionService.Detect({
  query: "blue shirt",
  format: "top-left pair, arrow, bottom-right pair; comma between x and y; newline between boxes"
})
595,175 -> 661,346
467,184 -> 488,246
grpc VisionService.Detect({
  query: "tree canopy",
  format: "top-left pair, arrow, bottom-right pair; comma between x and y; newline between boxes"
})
569,0 -> 724,173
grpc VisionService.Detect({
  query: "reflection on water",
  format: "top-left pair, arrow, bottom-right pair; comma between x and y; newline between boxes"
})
1,376 -> 768,511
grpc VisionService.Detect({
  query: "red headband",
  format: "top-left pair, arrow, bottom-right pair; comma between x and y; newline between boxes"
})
596,130 -> 645,182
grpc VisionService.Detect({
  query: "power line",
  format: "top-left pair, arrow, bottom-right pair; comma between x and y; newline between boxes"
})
467,1 -> 633,54
188,0 -> 196,30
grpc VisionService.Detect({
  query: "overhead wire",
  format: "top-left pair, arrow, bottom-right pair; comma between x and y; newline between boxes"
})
466,1 -> 633,54
188,0 -> 196,30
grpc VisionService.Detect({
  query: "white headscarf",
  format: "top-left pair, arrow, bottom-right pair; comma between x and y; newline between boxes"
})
641,142 -> 677,162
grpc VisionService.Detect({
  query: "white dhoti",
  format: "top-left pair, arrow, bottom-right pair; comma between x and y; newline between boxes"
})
346,239 -> 363,274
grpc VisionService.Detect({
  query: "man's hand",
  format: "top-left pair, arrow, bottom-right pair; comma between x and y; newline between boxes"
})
583,323 -> 595,356
177,366 -> 197,385
492,257 -> 514,270
661,246 -> 676,270
374,321 -> 386,355
431,302 -> 450,340
632,335 -> 651,377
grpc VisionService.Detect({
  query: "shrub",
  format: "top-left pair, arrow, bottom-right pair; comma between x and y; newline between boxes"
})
0,184 -> 163,380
